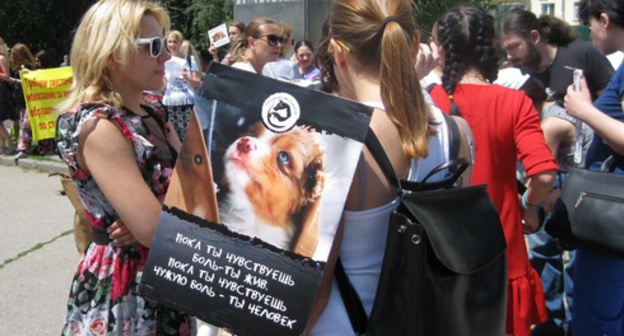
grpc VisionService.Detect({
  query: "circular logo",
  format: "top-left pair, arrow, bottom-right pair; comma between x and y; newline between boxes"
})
261,92 -> 301,133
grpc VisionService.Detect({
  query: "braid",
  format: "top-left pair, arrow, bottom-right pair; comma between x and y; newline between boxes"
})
473,11 -> 499,83
437,5 -> 499,115
437,12 -> 466,97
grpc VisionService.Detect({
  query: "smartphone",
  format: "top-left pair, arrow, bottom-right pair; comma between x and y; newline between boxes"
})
573,68 -> 583,92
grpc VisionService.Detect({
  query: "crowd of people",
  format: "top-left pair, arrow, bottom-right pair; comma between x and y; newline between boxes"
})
0,40 -> 68,160
3,0 -> 623,335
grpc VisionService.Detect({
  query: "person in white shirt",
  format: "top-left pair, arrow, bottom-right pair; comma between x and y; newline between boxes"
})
163,30 -> 201,141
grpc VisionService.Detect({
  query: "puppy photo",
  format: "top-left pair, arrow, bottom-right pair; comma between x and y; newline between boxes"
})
220,123 -> 325,258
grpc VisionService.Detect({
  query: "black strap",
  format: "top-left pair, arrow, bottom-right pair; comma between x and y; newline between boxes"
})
365,128 -> 401,191
335,258 -> 368,333
424,82 -> 437,93
442,113 -> 460,162
336,128 -> 398,334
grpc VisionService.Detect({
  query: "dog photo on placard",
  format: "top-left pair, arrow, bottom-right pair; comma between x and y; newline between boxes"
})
141,64 -> 374,336
194,64 -> 373,265
219,122 -> 325,258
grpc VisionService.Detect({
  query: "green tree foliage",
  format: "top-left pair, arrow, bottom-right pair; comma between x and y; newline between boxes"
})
0,0 -> 232,66
0,0 -> 495,66
413,0 -> 493,40
162,0 -> 234,63
0,0 -> 95,64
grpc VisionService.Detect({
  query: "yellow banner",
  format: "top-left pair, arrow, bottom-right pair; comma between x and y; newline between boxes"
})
20,67 -> 73,141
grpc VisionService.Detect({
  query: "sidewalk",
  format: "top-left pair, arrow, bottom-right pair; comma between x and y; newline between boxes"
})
0,163 -> 76,335
0,153 -> 68,174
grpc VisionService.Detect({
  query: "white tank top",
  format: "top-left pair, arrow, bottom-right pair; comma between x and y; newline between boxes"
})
309,100 -> 450,335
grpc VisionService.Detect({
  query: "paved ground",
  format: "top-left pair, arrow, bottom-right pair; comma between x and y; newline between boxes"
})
0,158 -> 77,335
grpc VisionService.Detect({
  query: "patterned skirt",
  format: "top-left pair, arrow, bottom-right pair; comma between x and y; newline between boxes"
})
61,243 -> 195,336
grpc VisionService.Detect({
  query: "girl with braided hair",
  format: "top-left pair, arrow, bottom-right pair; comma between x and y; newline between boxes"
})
428,5 -> 557,336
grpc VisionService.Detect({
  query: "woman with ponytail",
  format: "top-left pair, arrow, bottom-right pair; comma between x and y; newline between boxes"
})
308,0 -> 455,333
429,5 -> 557,335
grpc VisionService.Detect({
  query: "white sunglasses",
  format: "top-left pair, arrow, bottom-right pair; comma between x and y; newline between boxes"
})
136,36 -> 168,58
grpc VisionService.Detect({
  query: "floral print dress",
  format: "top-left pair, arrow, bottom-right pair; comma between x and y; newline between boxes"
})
56,101 -> 193,336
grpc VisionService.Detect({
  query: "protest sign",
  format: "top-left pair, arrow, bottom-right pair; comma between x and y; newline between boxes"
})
208,23 -> 230,49
140,63 -> 372,335
20,67 -> 73,141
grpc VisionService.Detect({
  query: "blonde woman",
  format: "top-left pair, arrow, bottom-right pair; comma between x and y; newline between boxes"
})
55,0 -> 191,334
163,30 -> 201,141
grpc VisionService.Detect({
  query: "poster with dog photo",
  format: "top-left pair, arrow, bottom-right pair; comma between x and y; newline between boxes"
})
199,63 -> 372,262
140,63 -> 372,336
208,23 -> 230,48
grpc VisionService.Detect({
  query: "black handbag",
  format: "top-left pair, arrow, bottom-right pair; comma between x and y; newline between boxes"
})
544,155 -> 624,258
334,128 -> 508,336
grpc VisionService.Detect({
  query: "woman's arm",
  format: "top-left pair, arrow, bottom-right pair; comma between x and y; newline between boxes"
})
209,45 -> 220,63
565,77 -> 624,155
541,116 -> 574,159
521,169 -> 556,233
182,69 -> 202,89
79,118 -> 161,247
539,115 -> 574,213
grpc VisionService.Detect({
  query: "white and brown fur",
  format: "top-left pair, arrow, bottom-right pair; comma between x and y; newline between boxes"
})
220,123 -> 325,258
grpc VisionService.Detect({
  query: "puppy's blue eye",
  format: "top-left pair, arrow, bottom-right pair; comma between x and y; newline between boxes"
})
278,151 -> 290,164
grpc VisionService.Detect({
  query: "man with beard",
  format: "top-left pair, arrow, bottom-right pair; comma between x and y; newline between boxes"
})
499,9 -> 614,336
500,9 -> 612,103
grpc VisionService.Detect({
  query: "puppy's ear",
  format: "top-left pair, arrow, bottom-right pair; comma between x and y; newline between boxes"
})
248,121 -> 266,137
303,153 -> 325,202
292,151 -> 325,258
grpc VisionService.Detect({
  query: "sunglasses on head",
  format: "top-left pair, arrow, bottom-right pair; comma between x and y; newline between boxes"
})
136,36 -> 168,58
258,34 -> 284,47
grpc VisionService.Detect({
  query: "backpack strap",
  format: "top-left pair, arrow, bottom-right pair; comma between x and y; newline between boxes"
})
365,127 -> 401,191
334,127 -> 399,334
335,257 -> 368,333
443,112 -> 461,161
424,82 -> 438,93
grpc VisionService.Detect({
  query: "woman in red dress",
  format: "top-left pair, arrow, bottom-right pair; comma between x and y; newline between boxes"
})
429,6 -> 558,335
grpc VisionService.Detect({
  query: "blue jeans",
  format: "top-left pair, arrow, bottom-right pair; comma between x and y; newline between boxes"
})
529,172 -> 574,335
528,225 -> 574,335
573,249 -> 624,336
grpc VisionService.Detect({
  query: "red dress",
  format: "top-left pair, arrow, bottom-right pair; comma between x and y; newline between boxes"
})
431,83 -> 557,336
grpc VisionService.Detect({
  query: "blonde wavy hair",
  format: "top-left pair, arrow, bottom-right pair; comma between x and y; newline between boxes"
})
59,0 -> 170,112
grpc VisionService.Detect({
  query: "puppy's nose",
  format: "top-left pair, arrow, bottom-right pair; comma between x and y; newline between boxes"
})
237,137 -> 256,153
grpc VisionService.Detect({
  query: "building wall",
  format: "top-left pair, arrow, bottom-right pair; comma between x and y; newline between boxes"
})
233,0 -> 331,52
530,0 -> 581,24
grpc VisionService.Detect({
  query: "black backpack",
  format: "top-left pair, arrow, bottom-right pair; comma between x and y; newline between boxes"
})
334,124 -> 507,335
